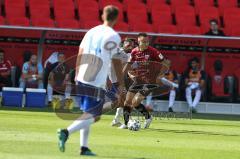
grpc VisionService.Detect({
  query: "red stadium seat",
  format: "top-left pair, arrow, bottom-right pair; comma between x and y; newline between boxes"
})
31,18 -> 55,28
0,16 -> 5,25
53,0 -> 76,20
29,0 -> 50,9
29,0 -> 51,18
199,7 -> 220,27
77,0 -> 99,10
229,28 -> 240,37
78,7 -> 100,21
223,8 -> 240,27
80,20 -> 102,29
151,4 -> 172,30
5,0 -> 25,7
151,3 -> 171,13
175,5 -> 196,26
54,9 -> 75,20
170,0 -> 190,12
7,17 -> 30,26
114,22 -> 129,32
218,0 -> 238,16
194,0 -> 215,14
30,7 -> 51,19
99,0 -> 123,10
123,0 -> 143,11
157,24 -> 178,34
147,0 -> 168,12
130,23 -> 154,33
178,26 -> 201,35
127,3 -> 148,24
152,10 -> 172,26
57,19 -> 80,29
5,0 -> 26,18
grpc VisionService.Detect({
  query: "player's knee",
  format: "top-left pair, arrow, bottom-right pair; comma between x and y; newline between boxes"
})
132,94 -> 144,107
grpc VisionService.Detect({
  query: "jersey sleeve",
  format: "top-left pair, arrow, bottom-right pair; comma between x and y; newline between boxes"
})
151,47 -> 164,62
79,32 -> 89,49
22,63 -> 29,74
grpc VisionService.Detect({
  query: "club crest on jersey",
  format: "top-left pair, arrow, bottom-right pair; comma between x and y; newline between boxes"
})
104,41 -> 117,51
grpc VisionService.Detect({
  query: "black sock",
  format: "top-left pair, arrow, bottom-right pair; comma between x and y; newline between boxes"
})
135,104 -> 151,120
123,106 -> 131,125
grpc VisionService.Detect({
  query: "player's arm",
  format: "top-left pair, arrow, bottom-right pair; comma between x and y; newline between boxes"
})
200,71 -> 206,88
21,63 -> 33,79
75,47 -> 84,83
184,71 -> 190,86
173,70 -> 178,84
0,61 -> 11,76
36,64 -> 43,80
111,36 -> 125,89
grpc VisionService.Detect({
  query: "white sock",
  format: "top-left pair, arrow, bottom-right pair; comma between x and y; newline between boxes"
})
186,87 -> 193,107
114,107 -> 123,121
193,89 -> 201,108
80,126 -> 90,148
65,85 -> 72,99
169,90 -> 176,108
67,117 -> 94,135
47,84 -> 53,102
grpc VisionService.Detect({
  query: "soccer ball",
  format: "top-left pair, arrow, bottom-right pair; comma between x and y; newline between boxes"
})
127,119 -> 141,131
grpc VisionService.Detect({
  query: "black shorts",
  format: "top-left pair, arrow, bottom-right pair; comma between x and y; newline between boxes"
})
128,83 -> 159,96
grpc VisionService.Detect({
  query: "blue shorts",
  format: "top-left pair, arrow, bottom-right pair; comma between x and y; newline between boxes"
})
77,82 -> 106,117
105,82 -> 119,101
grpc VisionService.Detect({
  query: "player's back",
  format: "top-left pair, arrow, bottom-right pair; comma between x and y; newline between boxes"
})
77,25 -> 121,89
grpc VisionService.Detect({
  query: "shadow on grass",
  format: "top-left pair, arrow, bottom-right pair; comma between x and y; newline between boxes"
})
1,106 -> 240,122
148,128 -> 240,137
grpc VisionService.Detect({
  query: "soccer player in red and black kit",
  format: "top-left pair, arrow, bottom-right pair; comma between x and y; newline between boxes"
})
119,33 -> 170,129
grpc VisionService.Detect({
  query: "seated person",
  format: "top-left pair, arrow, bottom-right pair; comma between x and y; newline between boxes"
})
205,19 -> 225,36
47,52 -> 71,105
184,57 -> 206,113
19,54 -> 43,89
0,49 -> 12,90
44,52 -> 59,89
164,63 -> 178,112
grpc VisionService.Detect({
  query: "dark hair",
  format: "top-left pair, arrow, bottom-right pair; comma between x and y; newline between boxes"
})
191,57 -> 199,63
103,5 -> 119,22
138,33 -> 148,38
188,57 -> 199,68
209,19 -> 218,25
214,59 -> 223,72
23,51 -> 33,63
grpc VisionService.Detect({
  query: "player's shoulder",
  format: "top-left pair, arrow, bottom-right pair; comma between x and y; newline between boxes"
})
23,62 -> 29,67
148,46 -> 159,52
131,47 -> 139,53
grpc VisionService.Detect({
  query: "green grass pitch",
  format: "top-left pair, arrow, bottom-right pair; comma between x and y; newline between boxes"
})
0,108 -> 240,159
